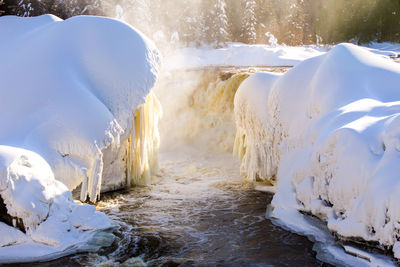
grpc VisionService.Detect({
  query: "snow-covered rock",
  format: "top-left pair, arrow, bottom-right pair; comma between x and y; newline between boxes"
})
234,43 -> 400,258
0,14 -> 161,202
0,146 -> 114,263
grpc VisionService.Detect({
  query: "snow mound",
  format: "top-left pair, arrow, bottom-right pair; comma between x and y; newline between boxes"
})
0,14 -> 161,262
0,146 -> 114,263
0,15 -> 161,202
234,43 -> 400,259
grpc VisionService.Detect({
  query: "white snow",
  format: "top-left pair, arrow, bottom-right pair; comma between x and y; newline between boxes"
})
0,14 -> 160,263
164,42 -> 327,70
234,43 -> 400,260
364,42 -> 400,58
234,72 -> 282,182
0,14 -> 160,202
0,146 -> 114,263
164,42 -> 400,71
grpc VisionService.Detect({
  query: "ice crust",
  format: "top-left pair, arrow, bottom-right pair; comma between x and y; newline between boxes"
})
234,43 -> 400,258
0,14 -> 160,262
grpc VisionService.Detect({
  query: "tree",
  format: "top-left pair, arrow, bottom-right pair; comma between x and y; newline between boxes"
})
212,0 -> 229,46
241,0 -> 257,43
0,0 -> 4,15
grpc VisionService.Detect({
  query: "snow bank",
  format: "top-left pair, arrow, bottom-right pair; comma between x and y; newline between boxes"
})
0,14 -> 161,262
0,146 -> 114,263
234,43 -> 400,258
0,15 -> 161,202
364,42 -> 400,58
165,42 -> 400,71
165,42 -> 327,70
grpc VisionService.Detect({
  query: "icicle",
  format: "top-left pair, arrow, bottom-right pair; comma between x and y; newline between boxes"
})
233,75 -> 280,183
80,143 -> 104,202
233,128 -> 246,160
89,144 -> 103,202
80,169 -> 88,202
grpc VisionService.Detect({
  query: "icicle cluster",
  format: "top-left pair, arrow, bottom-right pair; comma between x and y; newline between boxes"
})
127,92 -> 162,186
233,72 -> 283,183
78,92 -> 162,202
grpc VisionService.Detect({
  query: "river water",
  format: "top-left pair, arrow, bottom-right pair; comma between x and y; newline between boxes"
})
11,146 -> 329,267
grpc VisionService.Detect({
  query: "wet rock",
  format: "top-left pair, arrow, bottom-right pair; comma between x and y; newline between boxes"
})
0,194 -> 25,233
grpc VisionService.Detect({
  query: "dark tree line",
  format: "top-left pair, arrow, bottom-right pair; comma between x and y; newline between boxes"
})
1,0 -> 400,46
0,0 -> 105,18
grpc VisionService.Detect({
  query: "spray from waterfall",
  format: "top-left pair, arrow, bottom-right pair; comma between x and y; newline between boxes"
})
154,68 -> 250,153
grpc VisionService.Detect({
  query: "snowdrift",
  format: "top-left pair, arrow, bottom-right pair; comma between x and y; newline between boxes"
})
0,15 -> 160,262
234,43 -> 400,258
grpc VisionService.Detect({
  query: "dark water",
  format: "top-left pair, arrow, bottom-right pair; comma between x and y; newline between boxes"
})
8,149 -> 329,267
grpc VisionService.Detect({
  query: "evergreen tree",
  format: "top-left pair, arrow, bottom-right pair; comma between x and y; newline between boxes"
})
180,0 -> 203,46
241,0 -> 257,43
213,0 -> 229,46
10,0 -> 36,16
0,0 -> 5,15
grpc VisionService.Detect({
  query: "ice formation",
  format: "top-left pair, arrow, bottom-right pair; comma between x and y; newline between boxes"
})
0,14 -> 161,262
234,43 -> 400,258
126,92 -> 162,186
234,72 -> 282,182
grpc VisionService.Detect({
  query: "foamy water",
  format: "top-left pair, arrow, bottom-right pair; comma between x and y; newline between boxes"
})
84,147 -> 323,266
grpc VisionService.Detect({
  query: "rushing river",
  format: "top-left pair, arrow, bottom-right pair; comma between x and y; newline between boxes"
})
10,146 -> 329,267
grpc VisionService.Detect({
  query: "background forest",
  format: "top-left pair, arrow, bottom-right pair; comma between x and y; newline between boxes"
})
1,0 -> 400,46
